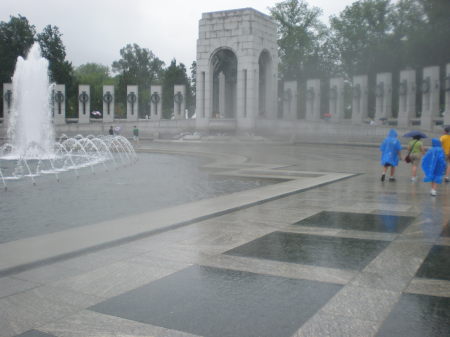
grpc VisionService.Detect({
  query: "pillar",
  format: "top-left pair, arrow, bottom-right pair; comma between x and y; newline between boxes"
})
397,70 -> 416,128
374,73 -> 392,122
305,79 -> 320,121
78,85 -> 90,124
102,85 -> 114,123
351,75 -> 369,124
150,85 -> 162,120
282,81 -> 297,120
2,83 -> 12,129
420,66 -> 440,130
329,78 -> 345,121
126,85 -> 138,121
173,84 -> 186,119
52,84 -> 66,125
445,64 -> 450,126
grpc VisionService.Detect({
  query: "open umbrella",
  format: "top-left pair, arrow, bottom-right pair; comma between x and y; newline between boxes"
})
403,130 -> 427,138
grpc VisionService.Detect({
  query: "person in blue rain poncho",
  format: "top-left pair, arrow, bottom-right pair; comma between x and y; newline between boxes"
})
422,138 -> 447,196
379,129 -> 402,182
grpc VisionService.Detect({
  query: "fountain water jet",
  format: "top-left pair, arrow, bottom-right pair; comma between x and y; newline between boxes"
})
0,43 -> 136,188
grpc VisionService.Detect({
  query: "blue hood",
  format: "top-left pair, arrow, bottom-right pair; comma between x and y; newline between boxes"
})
387,129 -> 398,138
432,138 -> 441,147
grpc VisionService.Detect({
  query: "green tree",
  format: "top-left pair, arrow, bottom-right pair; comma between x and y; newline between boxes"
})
0,15 -> 35,85
161,59 -> 193,119
112,43 -> 164,118
269,0 -> 329,81
37,25 -> 76,116
329,0 -> 394,77
74,63 -> 116,114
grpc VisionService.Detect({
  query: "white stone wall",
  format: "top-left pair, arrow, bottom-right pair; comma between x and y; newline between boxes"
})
102,85 -> 114,123
195,8 -> 278,131
78,85 -> 90,124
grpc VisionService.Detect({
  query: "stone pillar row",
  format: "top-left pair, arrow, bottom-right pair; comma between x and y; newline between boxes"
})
1,84 -> 186,125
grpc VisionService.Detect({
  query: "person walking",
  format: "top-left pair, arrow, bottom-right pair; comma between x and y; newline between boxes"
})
439,126 -> 450,182
422,138 -> 447,196
108,126 -> 114,135
406,135 -> 425,182
133,125 -> 139,143
380,129 -> 402,182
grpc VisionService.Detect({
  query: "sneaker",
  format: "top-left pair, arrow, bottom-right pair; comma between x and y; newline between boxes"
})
381,174 -> 385,182
445,177 -> 449,183
430,189 -> 437,196
411,177 -> 416,182
389,176 -> 396,181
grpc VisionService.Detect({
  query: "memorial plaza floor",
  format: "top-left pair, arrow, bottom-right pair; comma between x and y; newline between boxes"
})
0,139 -> 449,337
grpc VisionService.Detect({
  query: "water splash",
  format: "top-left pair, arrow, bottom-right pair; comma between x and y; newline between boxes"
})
7,43 -> 54,158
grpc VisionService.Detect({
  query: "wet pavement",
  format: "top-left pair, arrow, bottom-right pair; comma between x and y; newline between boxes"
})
1,140 -> 449,337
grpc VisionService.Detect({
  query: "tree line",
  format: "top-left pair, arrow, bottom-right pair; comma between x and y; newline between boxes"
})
0,0 -> 449,118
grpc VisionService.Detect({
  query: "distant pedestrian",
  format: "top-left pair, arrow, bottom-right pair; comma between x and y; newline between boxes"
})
406,135 -> 425,182
379,129 -> 402,182
109,126 -> 114,135
422,138 -> 446,196
133,125 -> 139,143
439,126 -> 450,182
114,126 -> 121,135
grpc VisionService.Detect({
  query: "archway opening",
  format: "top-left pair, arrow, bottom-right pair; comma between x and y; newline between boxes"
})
258,50 -> 272,117
211,49 -> 237,119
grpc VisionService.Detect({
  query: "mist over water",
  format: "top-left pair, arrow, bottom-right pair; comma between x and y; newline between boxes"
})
7,43 -> 54,158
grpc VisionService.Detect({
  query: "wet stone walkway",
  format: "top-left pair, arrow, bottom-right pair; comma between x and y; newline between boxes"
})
1,141 -> 449,337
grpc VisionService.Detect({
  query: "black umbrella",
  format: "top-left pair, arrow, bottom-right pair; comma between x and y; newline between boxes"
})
403,130 -> 427,138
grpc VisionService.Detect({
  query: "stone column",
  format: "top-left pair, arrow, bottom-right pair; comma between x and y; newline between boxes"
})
2,83 -> 12,129
305,79 -> 320,121
397,70 -> 416,128
420,66 -> 440,130
351,75 -> 368,124
218,72 -> 226,118
329,78 -> 345,121
52,84 -> 66,125
445,64 -> 450,126
150,85 -> 162,120
282,81 -> 297,120
126,85 -> 138,121
374,73 -> 392,122
78,85 -> 90,124
102,85 -> 114,123
173,85 -> 186,119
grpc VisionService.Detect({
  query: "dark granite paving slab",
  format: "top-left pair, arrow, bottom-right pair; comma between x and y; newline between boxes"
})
14,330 -> 57,337
90,265 -> 342,337
224,231 -> 390,270
415,245 -> 450,281
376,293 -> 450,337
292,211 -> 414,233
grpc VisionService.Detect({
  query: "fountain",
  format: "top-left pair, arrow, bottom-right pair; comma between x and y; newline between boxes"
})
0,43 -> 136,189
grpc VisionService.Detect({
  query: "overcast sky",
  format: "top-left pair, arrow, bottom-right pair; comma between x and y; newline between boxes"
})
1,0 -> 356,70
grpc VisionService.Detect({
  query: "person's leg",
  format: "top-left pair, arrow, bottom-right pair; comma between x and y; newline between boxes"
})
446,157 -> 450,182
411,163 -> 417,179
381,165 -> 388,181
430,181 -> 438,195
389,166 -> 396,181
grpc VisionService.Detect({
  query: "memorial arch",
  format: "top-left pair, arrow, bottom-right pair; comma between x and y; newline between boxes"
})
196,8 -> 278,131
